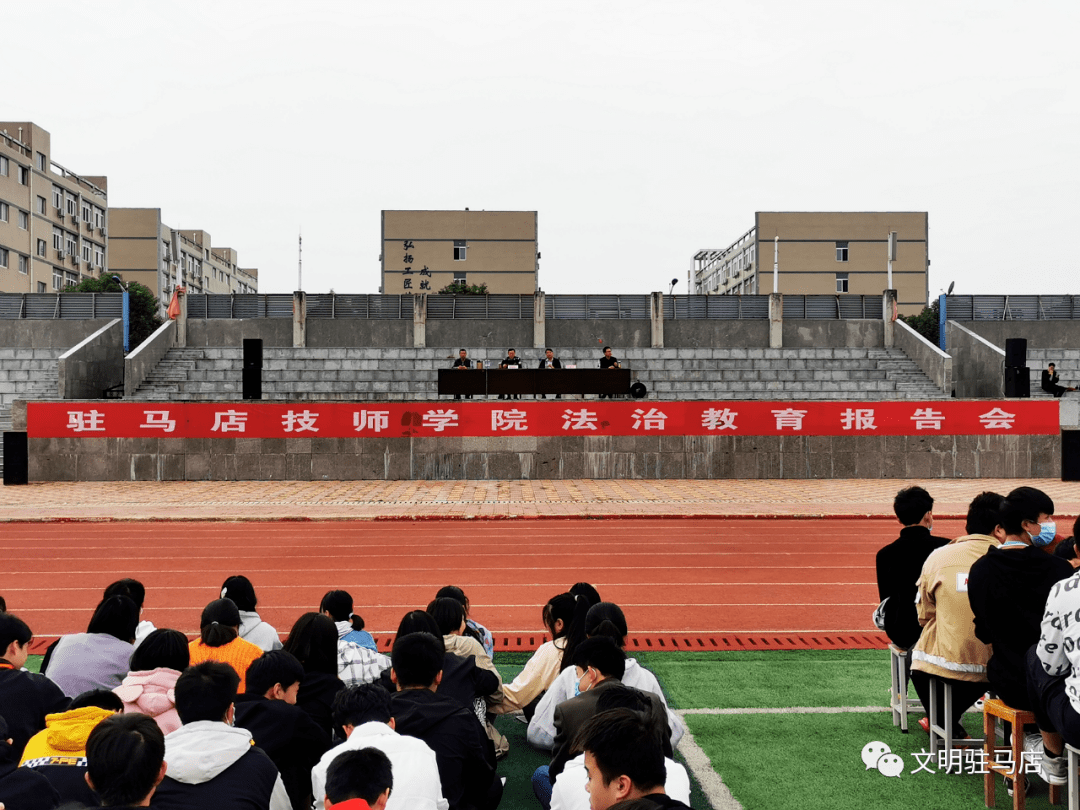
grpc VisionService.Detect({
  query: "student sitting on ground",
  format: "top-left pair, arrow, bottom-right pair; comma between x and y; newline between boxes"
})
311,683 -> 448,810
0,613 -> 69,761
0,715 -> 60,810
494,591 -> 590,720
321,590 -> 378,653
102,578 -> 156,647
114,628 -> 190,735
323,747 -> 394,810
282,613 -> 346,738
187,598 -> 264,694
45,595 -> 139,698
79,713 -> 168,808
389,632 -> 502,810
550,683 -> 691,810
533,637 -> 672,810
234,650 -> 331,810
220,575 -> 283,652
151,661 -> 290,810
529,603 -> 683,753
436,586 -> 494,658
910,491 -> 1006,739
572,707 -> 692,810
19,688 -> 122,807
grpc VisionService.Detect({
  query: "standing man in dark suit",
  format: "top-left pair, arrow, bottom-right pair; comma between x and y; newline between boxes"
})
537,348 -> 562,399
451,349 -> 473,401
598,347 -> 620,399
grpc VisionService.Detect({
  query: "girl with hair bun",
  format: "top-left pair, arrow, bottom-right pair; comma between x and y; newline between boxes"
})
526,601 -> 685,752
493,589 -> 591,718
435,585 -> 493,657
220,575 -> 281,652
319,590 -> 377,652
186,598 -> 263,692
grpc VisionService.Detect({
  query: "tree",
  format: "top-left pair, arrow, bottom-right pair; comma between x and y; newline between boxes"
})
899,298 -> 940,345
436,281 -> 488,295
62,273 -> 163,349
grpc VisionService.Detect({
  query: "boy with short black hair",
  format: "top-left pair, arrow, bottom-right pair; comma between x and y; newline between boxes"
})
0,613 -> 69,759
324,747 -> 393,810
83,712 -> 168,807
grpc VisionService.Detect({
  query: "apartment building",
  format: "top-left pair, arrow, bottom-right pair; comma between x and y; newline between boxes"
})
693,211 -> 929,315
381,209 -> 538,294
108,208 -> 258,312
0,122 -> 108,294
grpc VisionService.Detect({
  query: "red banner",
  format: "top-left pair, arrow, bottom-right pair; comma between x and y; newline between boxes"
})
26,400 -> 1058,439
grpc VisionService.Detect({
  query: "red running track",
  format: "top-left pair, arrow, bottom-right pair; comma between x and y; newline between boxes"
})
0,517 -> 966,651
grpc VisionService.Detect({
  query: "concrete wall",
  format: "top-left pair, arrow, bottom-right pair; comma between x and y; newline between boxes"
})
0,320 -> 118,349
426,320 -> 533,351
307,320 -> 413,348
895,319 -> 952,395
26,430 -> 1059,482
956,321 -> 1080,350
782,320 -> 885,348
57,319 -> 124,399
125,320 -> 175,398
187,319 -> 292,347
664,320 -> 771,348
534,320 -> 654,349
947,321 -> 1006,398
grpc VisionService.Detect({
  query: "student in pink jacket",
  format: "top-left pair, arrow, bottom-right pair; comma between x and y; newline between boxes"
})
113,628 -> 190,735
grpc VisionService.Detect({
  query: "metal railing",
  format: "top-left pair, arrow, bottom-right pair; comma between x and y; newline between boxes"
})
305,294 -> 412,320
0,293 -> 123,319
186,294 -> 294,319
782,295 -> 884,319
663,295 -> 770,319
945,295 -> 1080,320
427,294 -> 531,319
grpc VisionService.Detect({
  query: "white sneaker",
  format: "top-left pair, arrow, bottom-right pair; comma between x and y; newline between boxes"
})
1024,733 -> 1069,786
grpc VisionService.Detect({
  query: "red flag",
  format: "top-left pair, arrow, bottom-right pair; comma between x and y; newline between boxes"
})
167,287 -> 183,320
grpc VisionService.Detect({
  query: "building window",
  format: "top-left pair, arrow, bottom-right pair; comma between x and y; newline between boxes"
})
82,242 -> 91,262
36,152 -> 46,171
836,272 -> 849,293
0,248 -> 7,268
66,232 -> 77,256
835,241 -> 849,262
453,271 -> 467,285
37,239 -> 46,257
0,201 -> 7,222
453,239 -> 467,261
37,196 -> 46,214
52,270 -> 63,290
0,155 -> 7,175
18,254 -> 28,274
52,186 -> 62,210
82,203 -> 91,223
66,195 -> 77,217
19,210 -> 28,229
17,165 -> 28,185
37,281 -> 46,293
94,246 -> 104,267
53,227 -> 63,251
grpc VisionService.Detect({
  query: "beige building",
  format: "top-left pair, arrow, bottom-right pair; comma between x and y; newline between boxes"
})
109,208 -> 258,312
381,209 -> 538,294
0,122 -> 108,294
693,212 -> 929,315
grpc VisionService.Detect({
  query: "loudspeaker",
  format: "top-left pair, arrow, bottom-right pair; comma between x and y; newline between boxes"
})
1064,431 -> 1080,482
1005,338 -> 1027,368
243,338 -> 263,369
3,432 -> 28,486
1004,366 -> 1030,398
630,382 -> 648,399
242,367 -> 262,400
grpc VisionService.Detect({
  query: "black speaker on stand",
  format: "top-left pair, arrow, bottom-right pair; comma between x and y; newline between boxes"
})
3,432 -> 28,486
1064,431 -> 1080,482
1005,338 -> 1027,368
1003,338 -> 1030,398
243,339 -> 263,400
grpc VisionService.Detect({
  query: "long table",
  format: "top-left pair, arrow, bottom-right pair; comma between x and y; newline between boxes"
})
438,368 -> 633,397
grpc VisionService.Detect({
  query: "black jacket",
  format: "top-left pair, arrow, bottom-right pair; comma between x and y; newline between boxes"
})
968,543 -> 1074,705
0,664 -> 71,759
537,357 -> 562,369
0,755 -> 62,810
875,526 -> 950,648
151,747 -> 280,810
295,670 -> 345,739
391,688 -> 496,810
438,651 -> 500,712
235,694 -> 332,810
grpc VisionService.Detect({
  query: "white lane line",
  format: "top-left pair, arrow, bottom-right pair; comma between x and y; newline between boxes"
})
676,720 -> 743,810
677,706 -> 890,716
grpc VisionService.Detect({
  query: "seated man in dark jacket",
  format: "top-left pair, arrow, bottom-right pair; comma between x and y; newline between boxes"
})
389,632 -> 501,810
151,661 -> 290,810
234,650 -> 331,810
1042,363 -> 1076,398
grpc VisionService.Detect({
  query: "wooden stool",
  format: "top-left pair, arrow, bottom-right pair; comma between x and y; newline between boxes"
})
1066,743 -> 1080,810
889,644 -> 922,732
983,698 -> 1061,810
927,675 -> 985,757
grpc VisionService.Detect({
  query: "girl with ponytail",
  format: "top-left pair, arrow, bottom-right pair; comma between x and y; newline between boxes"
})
526,601 -> 686,752
319,590 -> 377,652
493,589 -> 591,718
187,598 -> 263,692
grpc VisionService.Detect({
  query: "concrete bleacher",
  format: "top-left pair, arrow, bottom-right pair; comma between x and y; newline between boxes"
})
0,348 -> 61,475
1028,348 -> 1080,398
130,345 -> 946,402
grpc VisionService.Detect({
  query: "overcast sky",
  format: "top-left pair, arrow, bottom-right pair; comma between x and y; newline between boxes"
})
6,1 -> 1077,299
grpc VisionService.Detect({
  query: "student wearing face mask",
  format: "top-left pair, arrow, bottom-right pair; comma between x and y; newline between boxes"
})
967,487 -> 1073,717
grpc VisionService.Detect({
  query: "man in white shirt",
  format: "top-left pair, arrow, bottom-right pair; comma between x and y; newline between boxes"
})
311,684 -> 448,810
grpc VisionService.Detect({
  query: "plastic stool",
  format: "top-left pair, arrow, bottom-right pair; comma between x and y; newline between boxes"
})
984,698 -> 1061,810
889,643 -> 921,732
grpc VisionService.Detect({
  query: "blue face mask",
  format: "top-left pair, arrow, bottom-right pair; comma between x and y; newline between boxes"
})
1031,521 -> 1057,547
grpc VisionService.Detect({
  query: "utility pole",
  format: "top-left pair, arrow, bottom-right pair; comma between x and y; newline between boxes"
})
297,230 -> 302,291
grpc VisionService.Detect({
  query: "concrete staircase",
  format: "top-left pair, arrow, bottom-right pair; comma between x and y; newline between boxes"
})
131,346 -> 946,403
0,348 -> 62,476
1028,349 -> 1080,398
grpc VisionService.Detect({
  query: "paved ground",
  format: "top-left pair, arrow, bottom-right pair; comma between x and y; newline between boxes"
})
1,478 -> 1078,521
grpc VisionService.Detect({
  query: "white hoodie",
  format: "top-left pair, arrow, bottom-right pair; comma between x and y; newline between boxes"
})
163,721 -> 290,810
239,610 -> 283,652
